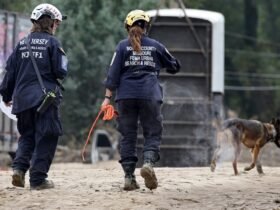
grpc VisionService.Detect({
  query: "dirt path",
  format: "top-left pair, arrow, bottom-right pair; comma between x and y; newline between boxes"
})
1,161 -> 280,210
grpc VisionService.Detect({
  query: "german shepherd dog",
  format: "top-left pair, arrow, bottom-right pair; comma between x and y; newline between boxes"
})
210,118 -> 280,175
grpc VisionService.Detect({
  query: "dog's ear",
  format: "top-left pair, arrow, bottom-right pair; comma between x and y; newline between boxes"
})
274,139 -> 280,148
273,118 -> 280,148
277,118 -> 280,125
271,118 -> 276,125
275,118 -> 280,131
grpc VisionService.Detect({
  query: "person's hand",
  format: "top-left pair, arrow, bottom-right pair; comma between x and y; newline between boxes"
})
101,98 -> 111,111
4,101 -> 12,107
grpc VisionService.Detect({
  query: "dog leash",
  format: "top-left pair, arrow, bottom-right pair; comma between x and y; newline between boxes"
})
81,105 -> 118,161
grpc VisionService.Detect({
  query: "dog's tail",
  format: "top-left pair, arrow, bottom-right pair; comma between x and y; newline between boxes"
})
222,119 -> 241,129
214,118 -> 243,133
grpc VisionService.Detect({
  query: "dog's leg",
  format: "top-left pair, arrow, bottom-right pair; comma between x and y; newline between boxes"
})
210,131 -> 224,173
210,147 -> 220,172
232,143 -> 241,175
256,149 -> 264,174
244,145 -> 260,171
244,149 -> 255,171
232,160 -> 238,175
256,161 -> 263,174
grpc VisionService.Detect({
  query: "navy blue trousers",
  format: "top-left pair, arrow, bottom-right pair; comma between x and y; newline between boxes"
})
12,105 -> 62,187
116,99 -> 163,163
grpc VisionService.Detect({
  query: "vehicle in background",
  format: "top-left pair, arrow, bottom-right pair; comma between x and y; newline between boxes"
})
90,129 -> 119,164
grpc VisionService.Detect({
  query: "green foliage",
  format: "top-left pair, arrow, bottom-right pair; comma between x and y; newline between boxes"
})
0,0 -> 32,12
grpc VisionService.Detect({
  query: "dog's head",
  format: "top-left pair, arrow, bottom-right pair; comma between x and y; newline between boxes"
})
263,122 -> 277,141
270,118 -> 280,148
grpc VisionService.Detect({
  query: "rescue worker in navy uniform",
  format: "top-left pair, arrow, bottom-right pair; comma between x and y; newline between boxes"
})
102,10 -> 181,191
0,3 -> 68,190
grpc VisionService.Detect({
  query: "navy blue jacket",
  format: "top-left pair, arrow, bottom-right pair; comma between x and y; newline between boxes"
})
0,32 -> 68,114
104,36 -> 180,102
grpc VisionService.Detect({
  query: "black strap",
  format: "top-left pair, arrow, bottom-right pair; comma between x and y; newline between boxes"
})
25,35 -> 46,94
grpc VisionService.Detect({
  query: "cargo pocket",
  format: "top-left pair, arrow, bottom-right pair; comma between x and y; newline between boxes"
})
37,104 -> 63,136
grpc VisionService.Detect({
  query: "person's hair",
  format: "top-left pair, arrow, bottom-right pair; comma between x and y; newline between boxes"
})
31,15 -> 54,34
128,25 -> 144,53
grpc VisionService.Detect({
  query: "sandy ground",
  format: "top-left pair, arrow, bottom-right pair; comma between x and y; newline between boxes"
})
1,161 -> 280,210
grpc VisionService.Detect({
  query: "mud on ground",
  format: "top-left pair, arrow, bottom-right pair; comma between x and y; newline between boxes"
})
1,160 -> 280,210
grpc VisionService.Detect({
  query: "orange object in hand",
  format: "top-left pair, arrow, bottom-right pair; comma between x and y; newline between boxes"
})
101,104 -> 118,120
81,105 -> 118,161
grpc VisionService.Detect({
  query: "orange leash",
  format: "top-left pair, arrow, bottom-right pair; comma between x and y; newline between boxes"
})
81,105 -> 118,161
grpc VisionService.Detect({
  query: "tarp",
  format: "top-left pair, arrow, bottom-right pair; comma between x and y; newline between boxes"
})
0,97 -> 16,121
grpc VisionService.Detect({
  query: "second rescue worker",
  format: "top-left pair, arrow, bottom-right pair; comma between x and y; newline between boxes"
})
102,10 -> 181,190
0,3 -> 68,190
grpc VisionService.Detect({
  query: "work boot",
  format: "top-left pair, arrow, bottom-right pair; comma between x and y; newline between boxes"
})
30,180 -> 54,190
140,162 -> 158,190
141,151 -> 159,190
12,170 -> 25,188
121,162 -> 139,191
124,174 -> 140,191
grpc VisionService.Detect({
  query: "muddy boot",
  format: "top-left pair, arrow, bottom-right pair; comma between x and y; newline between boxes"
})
140,162 -> 158,190
140,151 -> 159,190
124,174 -> 140,191
12,170 -> 25,188
121,162 -> 140,191
30,180 -> 54,190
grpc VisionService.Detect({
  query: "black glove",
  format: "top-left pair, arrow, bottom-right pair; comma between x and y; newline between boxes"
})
166,59 -> 181,74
